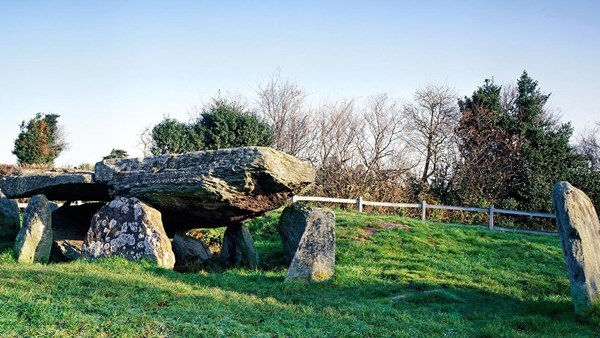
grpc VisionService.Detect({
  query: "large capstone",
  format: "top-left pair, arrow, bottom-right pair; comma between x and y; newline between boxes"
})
0,169 -> 110,201
95,147 -> 315,229
220,224 -> 259,269
552,181 -> 600,314
280,203 -> 335,282
0,192 -> 20,242
0,147 -> 314,236
82,197 -> 175,269
14,194 -> 53,263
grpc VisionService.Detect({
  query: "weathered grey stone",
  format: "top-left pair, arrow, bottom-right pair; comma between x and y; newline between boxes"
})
14,194 -> 53,263
82,197 -> 175,269
51,240 -> 82,261
553,181 -> 600,314
281,203 -> 335,282
0,147 -> 314,236
172,231 -> 212,271
0,196 -> 20,242
0,170 -> 110,201
279,203 -> 313,265
220,224 -> 259,269
183,228 -> 223,254
49,202 -> 59,213
95,147 -> 315,228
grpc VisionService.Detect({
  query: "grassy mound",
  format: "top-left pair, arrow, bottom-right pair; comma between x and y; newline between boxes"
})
0,210 -> 598,337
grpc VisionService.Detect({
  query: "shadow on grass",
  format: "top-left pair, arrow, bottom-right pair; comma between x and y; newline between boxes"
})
138,262 -> 598,337
1,212 -> 597,337
1,262 -> 597,337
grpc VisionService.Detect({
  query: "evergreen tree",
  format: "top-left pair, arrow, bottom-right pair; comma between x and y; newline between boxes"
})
149,99 -> 273,155
455,72 -> 585,213
509,72 -> 583,211
454,79 -> 518,205
103,149 -> 129,160
150,118 -> 198,155
13,113 -> 68,165
199,99 -> 273,150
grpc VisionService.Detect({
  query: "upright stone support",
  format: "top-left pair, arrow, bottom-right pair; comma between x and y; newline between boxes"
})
14,194 -> 53,263
173,231 -> 212,271
279,203 -> 335,282
220,224 -> 259,269
0,191 -> 20,242
552,181 -> 600,314
82,197 -> 175,269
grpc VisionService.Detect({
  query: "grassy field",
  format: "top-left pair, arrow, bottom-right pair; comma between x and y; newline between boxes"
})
0,209 -> 598,337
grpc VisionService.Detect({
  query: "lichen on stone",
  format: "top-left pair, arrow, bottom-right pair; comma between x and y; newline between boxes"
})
82,196 -> 174,269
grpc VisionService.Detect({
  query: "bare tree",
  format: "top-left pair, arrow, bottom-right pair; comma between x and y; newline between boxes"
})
577,121 -> 600,171
356,94 -> 409,177
307,98 -> 415,203
307,100 -> 360,197
404,84 -> 459,184
55,124 -> 70,153
257,71 -> 311,157
313,99 -> 359,168
138,126 -> 153,157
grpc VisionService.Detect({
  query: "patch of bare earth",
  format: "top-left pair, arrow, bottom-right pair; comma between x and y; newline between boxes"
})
354,222 -> 412,241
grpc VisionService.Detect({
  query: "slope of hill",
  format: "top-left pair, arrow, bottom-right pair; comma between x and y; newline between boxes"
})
0,209 -> 598,337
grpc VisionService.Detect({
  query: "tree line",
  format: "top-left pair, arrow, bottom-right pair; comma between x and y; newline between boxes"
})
143,71 -> 599,218
11,71 -> 600,224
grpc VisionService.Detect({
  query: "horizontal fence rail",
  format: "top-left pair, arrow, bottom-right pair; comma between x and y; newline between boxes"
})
291,195 -> 558,236
17,201 -> 82,209
494,208 -> 556,219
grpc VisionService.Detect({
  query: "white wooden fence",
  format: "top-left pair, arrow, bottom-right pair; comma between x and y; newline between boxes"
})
17,197 -> 557,236
17,201 -> 81,209
291,195 -> 558,236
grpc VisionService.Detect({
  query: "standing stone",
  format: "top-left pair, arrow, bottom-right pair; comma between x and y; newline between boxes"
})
279,203 -> 314,265
280,203 -> 335,282
172,231 -> 212,271
14,194 -> 53,263
220,224 -> 259,269
552,181 -> 600,314
82,197 -> 175,269
0,192 -> 20,242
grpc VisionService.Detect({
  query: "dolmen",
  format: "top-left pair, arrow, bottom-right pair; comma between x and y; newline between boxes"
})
553,181 -> 600,315
0,147 -> 315,269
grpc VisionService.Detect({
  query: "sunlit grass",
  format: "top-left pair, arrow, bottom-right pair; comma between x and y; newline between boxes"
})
0,209 -> 597,337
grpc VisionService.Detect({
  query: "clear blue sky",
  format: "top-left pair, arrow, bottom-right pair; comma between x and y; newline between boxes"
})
1,1 -> 598,165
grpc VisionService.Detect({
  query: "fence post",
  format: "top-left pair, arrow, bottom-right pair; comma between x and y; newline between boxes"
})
356,196 -> 363,213
291,195 -> 297,203
420,200 -> 427,221
488,204 -> 494,230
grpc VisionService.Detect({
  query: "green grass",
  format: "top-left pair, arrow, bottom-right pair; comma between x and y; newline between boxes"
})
0,209 -> 598,337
